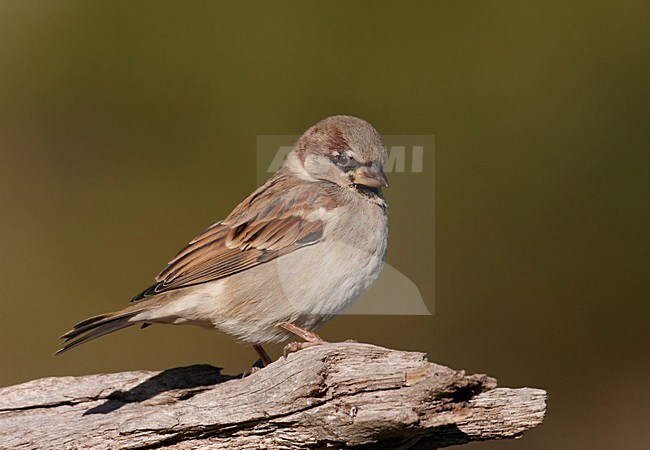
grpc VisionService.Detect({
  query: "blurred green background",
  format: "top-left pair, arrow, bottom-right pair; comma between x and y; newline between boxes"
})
1,1 -> 648,449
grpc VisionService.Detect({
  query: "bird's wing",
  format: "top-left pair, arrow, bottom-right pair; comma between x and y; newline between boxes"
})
131,176 -> 338,301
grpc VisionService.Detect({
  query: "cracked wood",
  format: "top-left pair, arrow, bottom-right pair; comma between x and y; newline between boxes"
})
0,343 -> 547,449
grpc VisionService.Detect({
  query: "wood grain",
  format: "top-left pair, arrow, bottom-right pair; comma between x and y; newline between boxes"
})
0,343 -> 546,449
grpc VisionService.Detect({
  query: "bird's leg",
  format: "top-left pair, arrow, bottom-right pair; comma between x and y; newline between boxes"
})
253,344 -> 273,366
241,345 -> 273,378
278,322 -> 326,343
278,322 -> 328,358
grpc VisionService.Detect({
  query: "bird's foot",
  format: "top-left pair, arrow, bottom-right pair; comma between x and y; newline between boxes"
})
277,322 -> 330,358
282,340 -> 326,358
241,356 -> 267,378
241,365 -> 262,378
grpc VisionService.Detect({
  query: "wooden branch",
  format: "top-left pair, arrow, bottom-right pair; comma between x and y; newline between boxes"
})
0,343 -> 546,449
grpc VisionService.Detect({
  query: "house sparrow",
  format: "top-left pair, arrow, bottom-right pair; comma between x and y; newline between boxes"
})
56,115 -> 388,365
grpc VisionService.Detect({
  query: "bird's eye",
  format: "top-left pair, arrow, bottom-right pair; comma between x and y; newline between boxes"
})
330,153 -> 361,171
335,154 -> 351,166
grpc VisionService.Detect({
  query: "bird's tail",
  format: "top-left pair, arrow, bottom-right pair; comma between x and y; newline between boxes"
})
55,311 -> 142,355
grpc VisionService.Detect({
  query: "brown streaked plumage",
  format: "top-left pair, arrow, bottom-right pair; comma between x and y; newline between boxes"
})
132,174 -> 337,300
57,115 -> 389,365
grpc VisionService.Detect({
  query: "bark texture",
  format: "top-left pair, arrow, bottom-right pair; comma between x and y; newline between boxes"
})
0,343 -> 546,449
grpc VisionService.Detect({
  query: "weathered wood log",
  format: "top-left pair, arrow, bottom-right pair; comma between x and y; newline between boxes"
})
0,343 -> 546,449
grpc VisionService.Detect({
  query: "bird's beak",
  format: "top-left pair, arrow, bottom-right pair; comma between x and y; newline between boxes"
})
353,165 -> 388,188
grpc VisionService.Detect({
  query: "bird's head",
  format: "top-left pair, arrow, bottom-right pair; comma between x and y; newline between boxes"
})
286,115 -> 388,193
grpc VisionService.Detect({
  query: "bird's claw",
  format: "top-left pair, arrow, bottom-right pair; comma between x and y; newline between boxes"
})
282,341 -> 325,358
241,365 -> 262,378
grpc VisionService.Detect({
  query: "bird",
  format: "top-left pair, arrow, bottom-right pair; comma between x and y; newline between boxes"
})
56,115 -> 389,367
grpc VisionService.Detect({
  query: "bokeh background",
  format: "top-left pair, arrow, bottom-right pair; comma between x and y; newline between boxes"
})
1,1 -> 648,449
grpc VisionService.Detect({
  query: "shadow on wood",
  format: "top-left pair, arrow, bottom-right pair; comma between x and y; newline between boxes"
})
84,365 -> 233,415
0,343 -> 547,449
